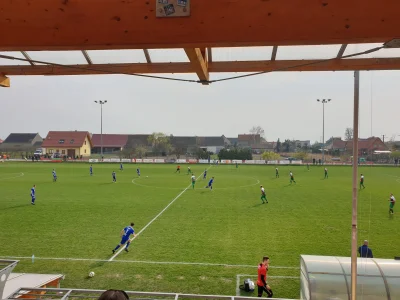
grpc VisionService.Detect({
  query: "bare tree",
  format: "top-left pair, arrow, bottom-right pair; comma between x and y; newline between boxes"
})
249,126 -> 265,137
344,127 -> 354,141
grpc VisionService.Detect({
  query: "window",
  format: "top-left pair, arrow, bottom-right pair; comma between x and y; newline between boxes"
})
59,139 -> 65,144
56,149 -> 59,153
70,139 -> 74,144
61,150 -> 65,154
49,149 -> 54,154
84,141 -> 87,145
84,149 -> 87,154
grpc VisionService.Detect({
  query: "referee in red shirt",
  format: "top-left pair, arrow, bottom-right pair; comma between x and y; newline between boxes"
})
257,256 -> 273,298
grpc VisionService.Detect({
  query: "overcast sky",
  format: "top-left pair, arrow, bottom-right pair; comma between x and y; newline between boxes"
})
1,45 -> 400,143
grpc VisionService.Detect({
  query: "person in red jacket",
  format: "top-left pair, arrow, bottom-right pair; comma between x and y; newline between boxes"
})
257,256 -> 273,298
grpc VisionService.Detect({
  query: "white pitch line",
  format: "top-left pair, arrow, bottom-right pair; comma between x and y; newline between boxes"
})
0,256 -> 299,269
109,166 -> 212,261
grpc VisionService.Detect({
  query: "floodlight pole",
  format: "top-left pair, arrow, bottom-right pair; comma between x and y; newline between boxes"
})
317,99 -> 331,164
351,71 -> 360,300
94,100 -> 107,158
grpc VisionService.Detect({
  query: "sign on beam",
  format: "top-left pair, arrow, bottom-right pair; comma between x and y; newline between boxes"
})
156,0 -> 190,18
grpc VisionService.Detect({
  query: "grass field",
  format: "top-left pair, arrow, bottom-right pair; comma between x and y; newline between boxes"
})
1,162 -> 399,299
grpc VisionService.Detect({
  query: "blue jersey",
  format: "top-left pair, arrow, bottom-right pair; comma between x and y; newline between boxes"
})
52,171 -> 56,177
208,178 -> 214,185
123,226 -> 134,237
90,166 -> 93,172
120,163 -> 123,169
31,187 -> 35,198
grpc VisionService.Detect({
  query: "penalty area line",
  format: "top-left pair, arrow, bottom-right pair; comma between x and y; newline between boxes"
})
0,256 -> 298,269
109,166 -> 213,261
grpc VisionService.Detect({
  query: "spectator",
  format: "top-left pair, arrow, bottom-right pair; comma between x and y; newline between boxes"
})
98,290 -> 129,300
358,240 -> 373,258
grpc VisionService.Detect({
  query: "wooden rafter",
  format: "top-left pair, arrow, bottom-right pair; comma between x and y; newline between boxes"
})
20,51 -> 34,65
0,75 -> 10,87
184,48 -> 209,84
1,0 -> 399,51
81,50 -> 93,64
337,44 -> 348,58
143,49 -> 152,63
2,58 -> 400,76
271,46 -> 278,61
207,48 -> 213,63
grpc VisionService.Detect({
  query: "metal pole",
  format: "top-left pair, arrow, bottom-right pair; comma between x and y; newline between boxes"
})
100,103 -> 103,158
351,70 -> 360,300
322,102 -> 325,164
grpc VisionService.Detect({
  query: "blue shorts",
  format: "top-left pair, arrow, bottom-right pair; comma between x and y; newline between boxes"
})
120,237 -> 129,245
208,183 -> 212,187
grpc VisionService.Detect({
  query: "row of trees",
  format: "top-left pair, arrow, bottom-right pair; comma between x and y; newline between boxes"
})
218,148 -> 252,160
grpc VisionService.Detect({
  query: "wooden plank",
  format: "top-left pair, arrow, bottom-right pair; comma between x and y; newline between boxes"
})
337,44 -> 348,58
81,50 -> 93,64
0,0 -> 399,50
0,75 -> 10,87
271,46 -> 278,61
184,48 -> 209,84
143,49 -> 152,63
2,58 -> 400,76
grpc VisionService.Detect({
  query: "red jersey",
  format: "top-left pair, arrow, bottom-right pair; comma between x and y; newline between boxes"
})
177,165 -> 180,169
257,264 -> 267,286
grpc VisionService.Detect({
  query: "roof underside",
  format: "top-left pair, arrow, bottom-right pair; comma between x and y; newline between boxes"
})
1,0 -> 400,83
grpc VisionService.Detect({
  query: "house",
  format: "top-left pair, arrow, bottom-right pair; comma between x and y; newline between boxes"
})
346,137 -> 388,156
91,134 -> 128,154
0,133 -> 43,152
42,131 -> 92,157
197,136 -> 226,154
0,139 -> 3,144
227,137 -> 239,147
170,136 -> 197,154
238,134 -> 261,147
252,142 -> 276,153
326,137 -> 387,156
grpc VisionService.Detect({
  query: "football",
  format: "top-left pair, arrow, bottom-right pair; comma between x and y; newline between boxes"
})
89,271 -> 95,278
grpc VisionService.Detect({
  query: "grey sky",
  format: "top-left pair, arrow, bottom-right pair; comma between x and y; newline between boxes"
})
1,45 -> 400,142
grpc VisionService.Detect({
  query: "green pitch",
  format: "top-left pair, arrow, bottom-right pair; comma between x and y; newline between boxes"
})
1,162 -> 399,298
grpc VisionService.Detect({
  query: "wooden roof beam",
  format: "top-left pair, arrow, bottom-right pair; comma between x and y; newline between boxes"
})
2,58 -> 400,76
2,0 -> 399,51
81,50 -> 93,64
207,48 -> 213,63
337,44 -> 348,58
184,48 -> 209,84
21,51 -> 35,66
271,46 -> 278,61
0,75 -> 10,87
143,49 -> 152,63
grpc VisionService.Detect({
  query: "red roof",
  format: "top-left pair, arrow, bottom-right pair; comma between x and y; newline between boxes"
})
42,131 -> 92,148
92,134 -> 128,147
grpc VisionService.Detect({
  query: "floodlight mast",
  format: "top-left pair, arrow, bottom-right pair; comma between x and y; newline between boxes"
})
317,99 -> 331,164
94,100 -> 107,158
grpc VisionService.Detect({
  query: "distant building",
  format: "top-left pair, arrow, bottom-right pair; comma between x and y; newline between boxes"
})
238,134 -> 261,147
42,131 -> 92,157
197,136 -> 226,154
92,134 -> 128,154
0,133 -> 43,152
0,139 -> 3,144
252,142 -> 276,153
326,137 -> 387,156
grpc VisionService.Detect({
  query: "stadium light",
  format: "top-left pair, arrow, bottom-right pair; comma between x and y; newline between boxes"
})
317,99 -> 331,164
94,100 -> 108,158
